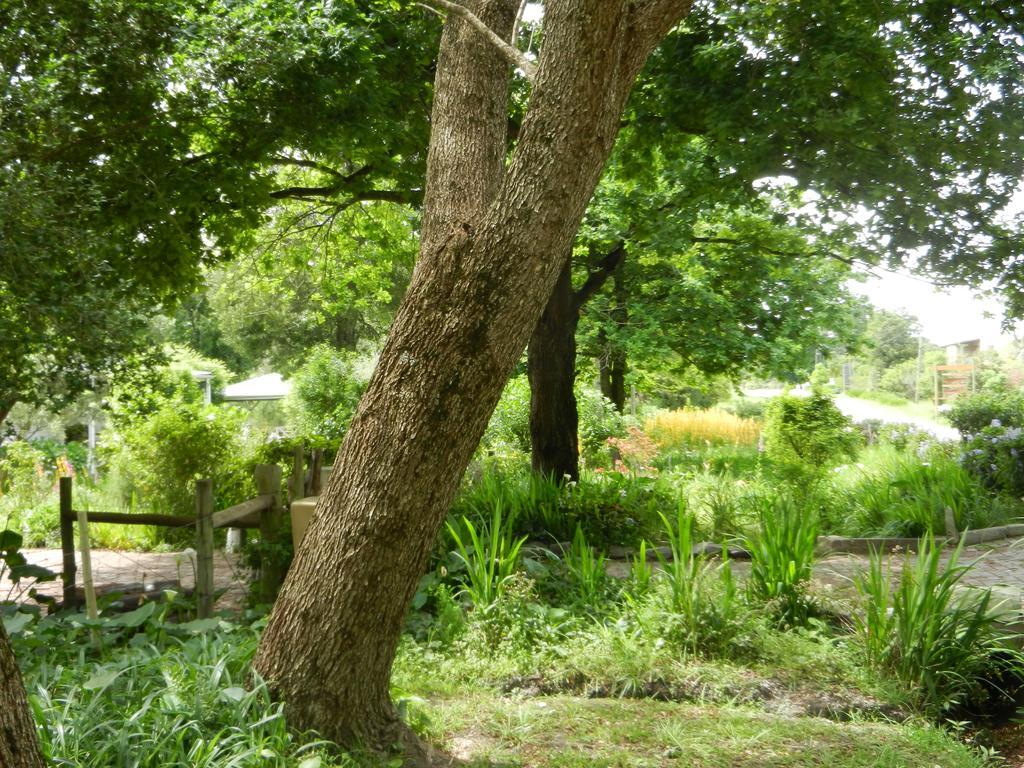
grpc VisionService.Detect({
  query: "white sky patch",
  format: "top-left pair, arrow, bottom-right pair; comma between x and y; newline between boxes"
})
850,267 -> 1021,349
521,3 -> 543,23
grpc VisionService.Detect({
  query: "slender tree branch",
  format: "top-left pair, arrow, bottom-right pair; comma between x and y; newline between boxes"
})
573,242 -> 627,311
690,235 -> 857,267
417,0 -> 536,82
269,186 -> 422,206
271,156 -> 348,180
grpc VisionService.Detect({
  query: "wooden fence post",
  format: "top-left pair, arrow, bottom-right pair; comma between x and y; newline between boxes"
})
309,448 -> 323,496
76,507 -> 99,638
59,477 -> 77,609
255,464 -> 284,603
194,479 -> 215,619
289,445 -> 304,504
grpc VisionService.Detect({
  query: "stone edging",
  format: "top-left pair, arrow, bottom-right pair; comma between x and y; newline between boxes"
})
818,523 -> 1024,555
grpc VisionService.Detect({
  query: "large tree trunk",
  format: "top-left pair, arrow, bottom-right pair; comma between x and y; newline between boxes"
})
528,259 -> 580,481
0,623 -> 45,768
253,1 -> 693,760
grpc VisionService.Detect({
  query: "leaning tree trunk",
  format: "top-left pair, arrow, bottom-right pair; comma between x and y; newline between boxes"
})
0,623 -> 45,768
253,0 -> 693,760
528,260 -> 581,481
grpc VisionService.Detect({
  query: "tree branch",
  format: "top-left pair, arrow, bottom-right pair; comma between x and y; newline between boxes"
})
690,236 -> 856,267
417,0 -> 536,82
271,156 -> 348,180
269,185 -> 423,207
629,0 -> 695,58
573,242 -> 627,311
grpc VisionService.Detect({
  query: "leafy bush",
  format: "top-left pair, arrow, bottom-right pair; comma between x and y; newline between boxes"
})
285,344 -> 369,443
0,440 -> 48,497
448,467 -> 668,549
107,345 -> 232,425
828,447 -> 1012,537
481,375 -> 532,453
11,608 -> 345,767
446,507 -> 527,610
562,525 -> 609,605
684,469 -> 765,541
577,386 -> 626,462
480,379 -> 625,466
723,398 -> 767,420
854,536 -> 1024,717
646,407 -> 760,449
959,423 -> 1024,498
763,392 -> 861,476
948,390 -> 1024,436
117,400 -> 251,543
744,496 -> 818,627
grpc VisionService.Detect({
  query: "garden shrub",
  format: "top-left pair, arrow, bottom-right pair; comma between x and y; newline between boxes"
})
823,446 -> 1018,537
447,467 -> 668,549
948,390 -> 1024,436
107,344 -> 232,424
0,440 -> 47,497
948,391 -> 1024,498
119,400 -> 251,544
577,386 -> 626,463
649,503 -> 743,656
854,536 -> 1024,718
286,344 -> 369,443
744,496 -> 818,627
762,391 -> 861,477
960,423 -> 1024,498
481,374 -> 532,453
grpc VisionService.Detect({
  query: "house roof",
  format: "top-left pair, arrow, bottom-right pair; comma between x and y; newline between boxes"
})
221,373 -> 291,401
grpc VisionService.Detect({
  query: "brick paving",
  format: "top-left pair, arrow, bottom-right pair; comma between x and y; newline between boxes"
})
6,536 -> 1023,617
2,548 -> 249,613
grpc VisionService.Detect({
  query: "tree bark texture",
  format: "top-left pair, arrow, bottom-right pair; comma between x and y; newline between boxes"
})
0,623 -> 45,768
253,0 -> 693,759
528,259 -> 580,481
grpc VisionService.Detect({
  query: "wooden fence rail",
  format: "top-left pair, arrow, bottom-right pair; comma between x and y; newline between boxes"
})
59,463 -> 287,619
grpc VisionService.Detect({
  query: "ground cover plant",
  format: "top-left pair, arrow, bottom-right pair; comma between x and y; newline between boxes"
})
6,392 -> 1024,765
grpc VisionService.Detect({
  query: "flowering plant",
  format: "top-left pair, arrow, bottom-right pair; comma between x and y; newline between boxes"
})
959,420 -> 1024,497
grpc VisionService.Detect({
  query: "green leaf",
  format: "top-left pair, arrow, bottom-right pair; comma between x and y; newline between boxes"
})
106,601 -> 157,628
9,563 -> 57,583
83,667 -> 121,691
0,529 -> 22,551
2,611 -> 34,635
174,618 -> 221,633
221,686 -> 247,703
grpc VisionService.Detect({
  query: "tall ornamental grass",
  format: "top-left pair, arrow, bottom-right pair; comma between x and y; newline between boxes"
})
645,408 -> 761,449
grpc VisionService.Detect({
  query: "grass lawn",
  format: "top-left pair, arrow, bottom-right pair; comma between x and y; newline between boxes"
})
423,694 -> 987,767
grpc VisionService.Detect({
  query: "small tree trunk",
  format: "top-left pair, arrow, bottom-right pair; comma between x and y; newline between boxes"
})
598,275 -> 629,411
0,623 -> 46,768
528,259 -> 580,481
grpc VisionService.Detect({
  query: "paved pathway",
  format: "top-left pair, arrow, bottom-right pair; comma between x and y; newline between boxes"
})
2,548 -> 249,613
742,388 -> 960,441
7,537 -> 1023,618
